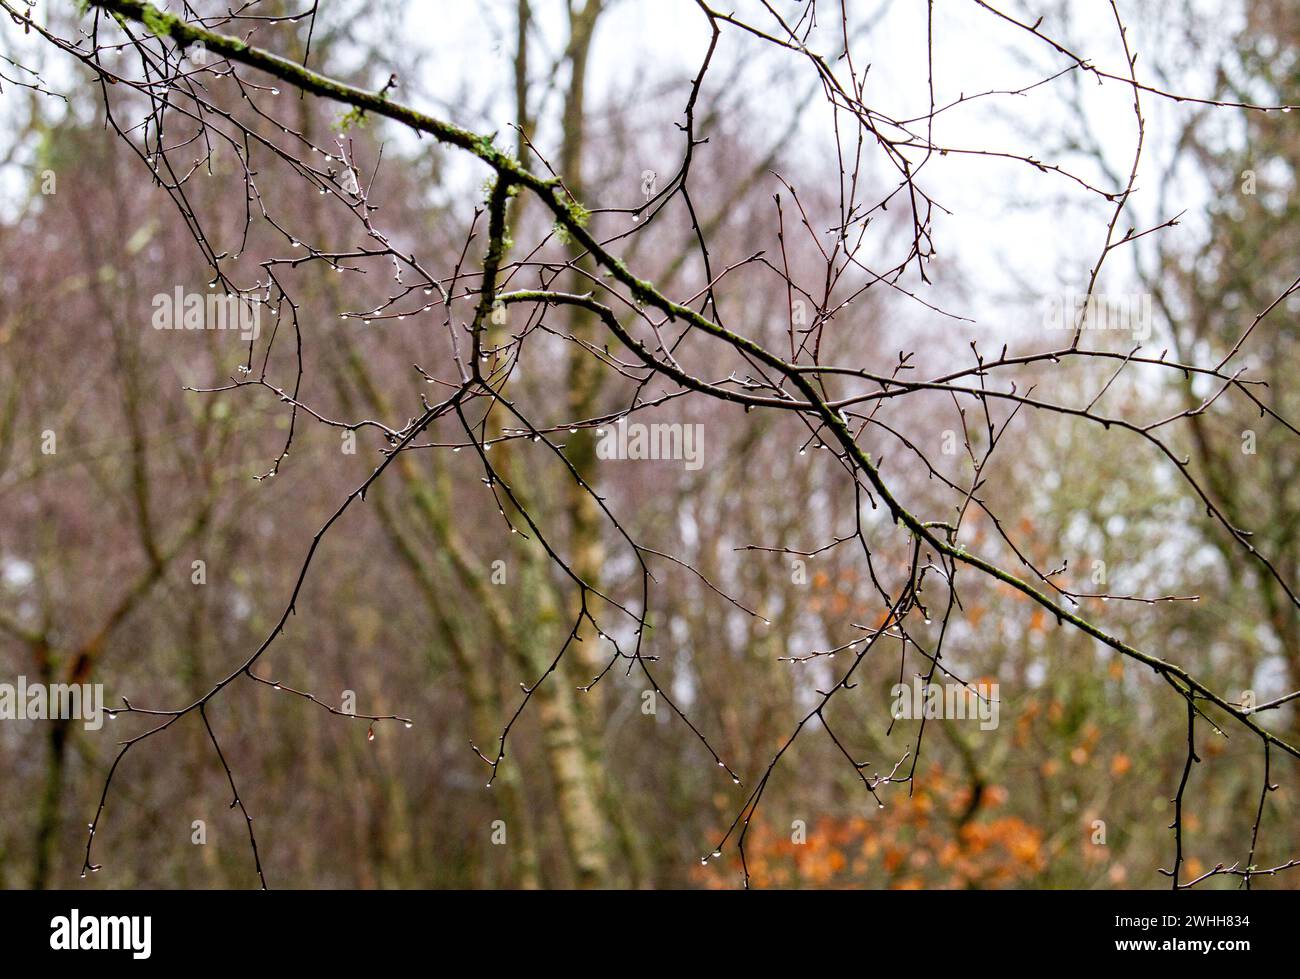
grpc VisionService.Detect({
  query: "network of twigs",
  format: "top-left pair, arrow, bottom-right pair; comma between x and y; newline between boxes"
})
4,0 -> 1300,889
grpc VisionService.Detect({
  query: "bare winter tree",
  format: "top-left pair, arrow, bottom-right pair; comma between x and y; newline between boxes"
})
2,0 -> 1299,888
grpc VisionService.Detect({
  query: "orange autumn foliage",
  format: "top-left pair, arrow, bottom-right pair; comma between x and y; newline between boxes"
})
696,766 -> 1047,889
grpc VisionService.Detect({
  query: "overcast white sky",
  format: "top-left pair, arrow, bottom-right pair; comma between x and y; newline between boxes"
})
394,0 -> 1247,342
0,0 -> 1254,342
